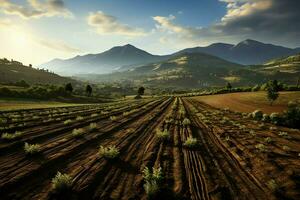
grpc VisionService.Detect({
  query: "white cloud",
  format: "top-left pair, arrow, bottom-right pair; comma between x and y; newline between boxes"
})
37,39 -> 80,53
87,11 -> 146,37
0,0 -> 73,19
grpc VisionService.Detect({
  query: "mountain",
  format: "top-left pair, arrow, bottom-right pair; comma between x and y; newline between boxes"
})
42,44 -> 169,75
77,52 -> 256,89
0,58 -> 76,85
175,39 -> 300,65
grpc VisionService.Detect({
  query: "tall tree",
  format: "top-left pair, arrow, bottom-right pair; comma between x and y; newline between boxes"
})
86,85 -> 92,97
266,80 -> 279,106
138,87 -> 145,96
65,83 -> 73,93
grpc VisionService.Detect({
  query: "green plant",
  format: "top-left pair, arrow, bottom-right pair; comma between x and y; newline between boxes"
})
64,119 -> 73,125
262,114 -> 270,122
142,166 -> 163,197
252,110 -> 263,120
89,123 -> 98,131
264,137 -> 273,143
267,179 -> 279,192
1,131 -> 23,140
24,142 -> 41,154
110,116 -> 117,121
278,131 -> 290,139
156,129 -> 170,141
182,118 -> 191,126
255,144 -> 267,152
91,113 -> 98,117
270,113 -> 281,124
98,145 -> 120,159
72,128 -> 85,138
183,136 -> 197,148
51,171 -> 72,191
76,116 -> 84,121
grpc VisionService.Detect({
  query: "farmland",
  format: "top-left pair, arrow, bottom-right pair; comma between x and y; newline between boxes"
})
0,97 -> 299,200
192,91 -> 300,114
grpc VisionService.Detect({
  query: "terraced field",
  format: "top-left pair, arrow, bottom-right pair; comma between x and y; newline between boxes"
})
0,97 -> 299,200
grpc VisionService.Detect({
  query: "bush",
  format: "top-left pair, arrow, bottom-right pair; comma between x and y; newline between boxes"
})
183,136 -> 197,148
51,171 -> 72,191
156,129 -> 170,141
72,128 -> 85,138
270,112 -> 281,124
142,166 -> 163,197
262,114 -> 270,122
182,118 -> 191,126
24,142 -> 41,154
283,101 -> 300,128
252,110 -> 263,120
98,145 -> 119,159
1,131 -> 23,140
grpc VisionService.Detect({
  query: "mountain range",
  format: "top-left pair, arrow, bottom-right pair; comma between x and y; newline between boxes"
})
41,39 -> 300,76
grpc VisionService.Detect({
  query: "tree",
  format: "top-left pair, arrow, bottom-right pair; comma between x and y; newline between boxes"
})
266,80 -> 279,105
65,83 -> 73,93
86,85 -> 92,97
226,82 -> 232,91
138,87 -> 145,96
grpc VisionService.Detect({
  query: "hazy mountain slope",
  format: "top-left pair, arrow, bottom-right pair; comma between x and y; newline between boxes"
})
78,53 -> 254,89
42,44 -> 169,75
0,59 -> 76,85
176,39 -> 300,65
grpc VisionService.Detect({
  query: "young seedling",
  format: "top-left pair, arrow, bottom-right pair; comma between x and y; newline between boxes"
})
51,171 -> 72,192
142,166 -> 163,197
72,128 -> 85,138
24,142 -> 41,155
182,118 -> 191,126
183,136 -> 198,148
64,119 -> 73,125
98,145 -> 120,159
89,123 -> 98,131
156,129 -> 170,141
1,131 -> 23,140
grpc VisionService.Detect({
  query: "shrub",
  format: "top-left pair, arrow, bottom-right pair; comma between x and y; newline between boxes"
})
262,114 -> 270,122
51,171 -> 72,191
183,136 -> 197,148
156,129 -> 170,141
98,145 -> 119,159
182,118 -> 191,126
89,123 -> 97,131
270,113 -> 281,124
283,101 -> 300,128
24,142 -> 41,154
142,166 -> 163,197
1,131 -> 23,140
64,119 -> 73,125
252,110 -> 263,120
72,128 -> 85,138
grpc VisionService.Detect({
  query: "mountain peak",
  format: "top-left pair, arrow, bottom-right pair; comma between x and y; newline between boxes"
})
239,39 -> 262,46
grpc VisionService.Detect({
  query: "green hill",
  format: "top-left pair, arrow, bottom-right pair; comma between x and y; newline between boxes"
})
78,53 -> 264,89
0,58 -> 76,85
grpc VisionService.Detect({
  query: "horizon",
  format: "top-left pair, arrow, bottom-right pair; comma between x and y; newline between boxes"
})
0,0 -> 299,66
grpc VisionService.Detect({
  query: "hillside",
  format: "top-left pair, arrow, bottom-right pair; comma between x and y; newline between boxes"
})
176,39 -> 300,65
0,58 -> 76,85
78,53 -> 261,89
42,44 -> 169,75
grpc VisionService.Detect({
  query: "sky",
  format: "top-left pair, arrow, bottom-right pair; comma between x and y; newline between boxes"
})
0,0 -> 299,66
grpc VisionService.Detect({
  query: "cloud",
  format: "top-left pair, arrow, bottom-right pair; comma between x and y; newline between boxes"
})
87,11 -> 146,37
0,18 -> 11,27
37,39 -> 81,53
153,0 -> 300,47
0,0 -> 73,19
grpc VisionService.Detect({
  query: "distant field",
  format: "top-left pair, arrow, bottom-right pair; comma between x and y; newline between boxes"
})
191,91 -> 300,114
0,98 -> 87,111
